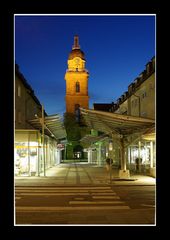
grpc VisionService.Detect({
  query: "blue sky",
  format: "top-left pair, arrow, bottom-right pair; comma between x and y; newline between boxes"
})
15,14 -> 155,117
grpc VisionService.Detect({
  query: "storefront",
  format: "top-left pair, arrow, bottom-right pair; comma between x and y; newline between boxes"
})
127,139 -> 156,175
80,108 -> 155,178
15,130 -> 61,176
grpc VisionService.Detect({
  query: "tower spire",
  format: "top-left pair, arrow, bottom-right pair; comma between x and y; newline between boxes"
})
72,35 -> 80,49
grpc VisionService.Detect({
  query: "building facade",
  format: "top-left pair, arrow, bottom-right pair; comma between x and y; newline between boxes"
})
92,57 -> 156,177
15,64 -> 46,129
114,57 -> 156,176
15,64 -> 64,176
65,35 -> 89,114
114,56 -> 155,119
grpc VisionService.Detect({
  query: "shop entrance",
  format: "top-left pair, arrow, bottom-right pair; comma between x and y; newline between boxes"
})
73,145 -> 83,160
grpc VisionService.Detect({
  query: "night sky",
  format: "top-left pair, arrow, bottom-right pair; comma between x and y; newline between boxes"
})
15,14 -> 155,117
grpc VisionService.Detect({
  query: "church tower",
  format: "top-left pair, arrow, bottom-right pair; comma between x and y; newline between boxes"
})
65,35 -> 89,115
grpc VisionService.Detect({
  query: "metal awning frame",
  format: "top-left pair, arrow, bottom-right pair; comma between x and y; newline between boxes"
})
28,114 -> 66,141
80,108 -> 155,138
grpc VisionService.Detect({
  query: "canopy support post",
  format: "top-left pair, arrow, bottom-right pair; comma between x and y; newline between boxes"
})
119,137 -> 130,179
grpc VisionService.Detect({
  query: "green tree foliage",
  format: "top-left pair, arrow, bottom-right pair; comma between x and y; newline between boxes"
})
63,113 -> 81,141
63,112 -> 90,142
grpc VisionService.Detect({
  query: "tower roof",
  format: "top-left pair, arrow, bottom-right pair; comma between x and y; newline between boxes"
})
68,35 -> 85,60
68,49 -> 85,60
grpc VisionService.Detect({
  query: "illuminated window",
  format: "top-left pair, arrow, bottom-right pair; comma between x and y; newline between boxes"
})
76,82 -> 80,92
18,85 -> 21,97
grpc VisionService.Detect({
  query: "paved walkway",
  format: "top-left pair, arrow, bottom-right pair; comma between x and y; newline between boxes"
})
15,163 -> 156,186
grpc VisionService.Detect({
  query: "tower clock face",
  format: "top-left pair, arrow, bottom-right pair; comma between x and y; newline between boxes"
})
75,58 -> 80,64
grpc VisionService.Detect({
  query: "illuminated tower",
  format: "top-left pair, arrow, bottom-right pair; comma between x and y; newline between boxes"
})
65,35 -> 89,115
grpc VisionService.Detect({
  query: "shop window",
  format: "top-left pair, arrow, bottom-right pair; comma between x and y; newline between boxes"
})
15,131 -> 39,176
15,142 -> 29,176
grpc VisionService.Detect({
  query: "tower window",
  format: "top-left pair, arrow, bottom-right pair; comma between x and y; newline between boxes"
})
76,82 -> 80,92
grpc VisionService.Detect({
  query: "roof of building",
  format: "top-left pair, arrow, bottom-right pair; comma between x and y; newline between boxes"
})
68,49 -> 85,60
93,56 -> 155,111
119,56 -> 155,105
15,64 -> 47,116
93,103 -> 113,112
